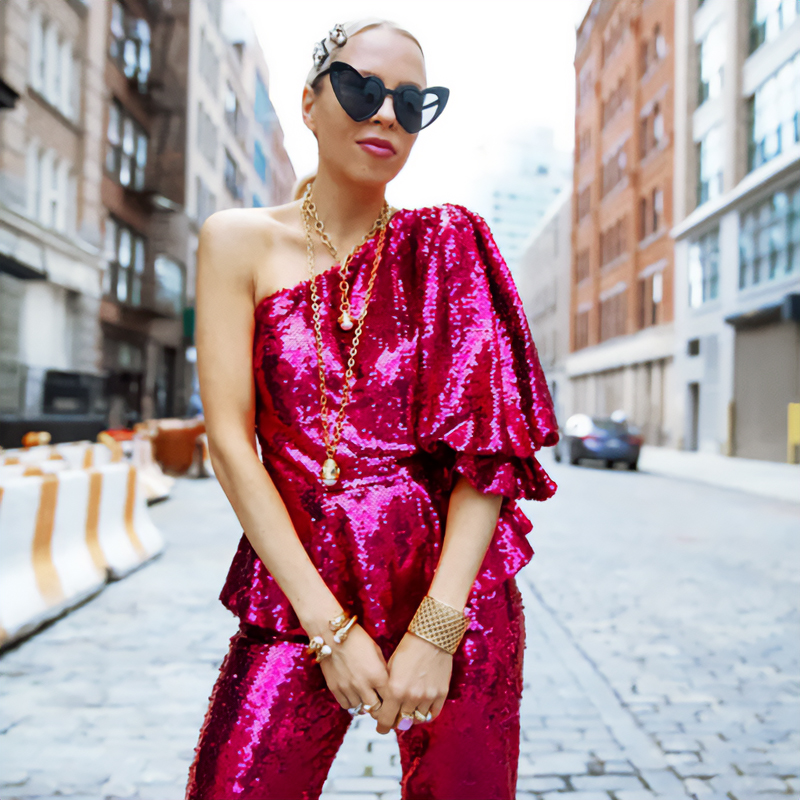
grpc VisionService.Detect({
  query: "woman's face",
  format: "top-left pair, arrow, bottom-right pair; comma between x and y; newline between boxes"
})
302,27 -> 427,187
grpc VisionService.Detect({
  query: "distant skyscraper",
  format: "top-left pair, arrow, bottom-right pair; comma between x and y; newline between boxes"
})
476,128 -> 571,272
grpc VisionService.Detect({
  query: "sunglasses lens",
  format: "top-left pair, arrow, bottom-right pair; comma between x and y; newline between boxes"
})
333,69 -> 383,120
395,89 -> 444,133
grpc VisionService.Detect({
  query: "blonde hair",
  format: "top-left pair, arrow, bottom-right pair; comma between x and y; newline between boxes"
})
292,173 -> 315,202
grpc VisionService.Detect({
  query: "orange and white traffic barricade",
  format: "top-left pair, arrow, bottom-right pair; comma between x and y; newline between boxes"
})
91,462 -> 164,579
0,462 -> 165,648
0,470 -> 105,647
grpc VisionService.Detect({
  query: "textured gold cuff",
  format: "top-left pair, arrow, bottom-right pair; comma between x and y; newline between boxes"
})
407,595 -> 468,655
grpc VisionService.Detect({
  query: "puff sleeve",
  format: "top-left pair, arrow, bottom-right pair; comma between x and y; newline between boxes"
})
413,204 -> 559,503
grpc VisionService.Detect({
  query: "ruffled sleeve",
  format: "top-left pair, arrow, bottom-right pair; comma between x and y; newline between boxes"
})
413,203 -> 559,504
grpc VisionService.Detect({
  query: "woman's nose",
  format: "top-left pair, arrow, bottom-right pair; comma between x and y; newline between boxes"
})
372,93 -> 397,126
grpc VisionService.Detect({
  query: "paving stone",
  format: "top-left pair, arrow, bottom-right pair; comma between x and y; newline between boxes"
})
516,775 -> 569,792
571,774 -> 647,792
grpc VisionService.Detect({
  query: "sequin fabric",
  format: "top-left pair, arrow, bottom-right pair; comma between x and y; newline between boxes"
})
186,577 -> 526,800
185,204 -> 559,799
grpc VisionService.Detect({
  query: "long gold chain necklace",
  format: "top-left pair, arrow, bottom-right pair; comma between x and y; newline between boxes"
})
300,182 -> 394,487
301,183 -> 393,330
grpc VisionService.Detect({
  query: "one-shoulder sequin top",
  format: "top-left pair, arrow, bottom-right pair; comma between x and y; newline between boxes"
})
218,203 -> 559,651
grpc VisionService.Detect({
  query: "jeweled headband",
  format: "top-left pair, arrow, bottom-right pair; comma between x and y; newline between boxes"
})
305,18 -> 425,86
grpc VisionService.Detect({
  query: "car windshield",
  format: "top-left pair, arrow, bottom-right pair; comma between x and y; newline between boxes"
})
592,418 -> 628,434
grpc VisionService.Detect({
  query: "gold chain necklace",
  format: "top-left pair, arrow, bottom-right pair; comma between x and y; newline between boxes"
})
301,183 -> 393,330
300,182 -> 393,487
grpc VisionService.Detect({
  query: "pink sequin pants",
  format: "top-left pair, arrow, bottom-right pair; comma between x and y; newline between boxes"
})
185,577 -> 526,800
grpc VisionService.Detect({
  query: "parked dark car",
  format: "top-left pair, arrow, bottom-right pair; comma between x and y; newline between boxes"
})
553,413 -> 643,469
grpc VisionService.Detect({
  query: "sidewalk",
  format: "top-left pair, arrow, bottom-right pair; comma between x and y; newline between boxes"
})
637,445 -> 798,504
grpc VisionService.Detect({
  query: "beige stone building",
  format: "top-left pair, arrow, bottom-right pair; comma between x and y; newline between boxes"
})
672,0 -> 800,461
0,0 -> 108,445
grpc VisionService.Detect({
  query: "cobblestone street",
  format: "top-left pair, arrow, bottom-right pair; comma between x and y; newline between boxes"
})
0,451 -> 798,800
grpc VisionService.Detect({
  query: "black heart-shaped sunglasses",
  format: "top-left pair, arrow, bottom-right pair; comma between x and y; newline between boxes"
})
315,61 -> 449,134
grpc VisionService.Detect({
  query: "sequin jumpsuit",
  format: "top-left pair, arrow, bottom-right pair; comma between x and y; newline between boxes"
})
184,204 -> 559,800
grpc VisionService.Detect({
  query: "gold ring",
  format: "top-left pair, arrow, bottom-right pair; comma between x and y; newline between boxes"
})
413,709 -> 428,722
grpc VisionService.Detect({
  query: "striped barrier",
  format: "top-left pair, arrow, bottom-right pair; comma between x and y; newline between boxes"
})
1,441 -> 117,470
0,463 -> 165,648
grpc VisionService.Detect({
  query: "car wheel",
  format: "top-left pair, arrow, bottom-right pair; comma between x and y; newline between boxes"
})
605,459 -> 614,469
553,447 -> 561,463
569,449 -> 580,466
628,459 -> 638,471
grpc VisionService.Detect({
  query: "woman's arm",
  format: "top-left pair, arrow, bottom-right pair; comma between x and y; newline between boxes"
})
197,209 -> 391,714
373,474 -> 502,734
195,211 -> 346,635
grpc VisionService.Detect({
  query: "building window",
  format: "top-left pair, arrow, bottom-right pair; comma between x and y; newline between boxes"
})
602,11 -> 627,65
640,102 -> 665,158
204,0 -> 222,28
641,23 -> 667,76
639,271 -> 663,328
640,187 -> 664,240
577,186 -> 591,223
602,143 -> 627,196
688,228 -> 720,307
698,22 -> 724,105
599,290 -> 627,341
600,217 -> 628,266
198,27 -> 220,97
153,255 -> 185,315
25,142 -> 74,234
105,217 -> 146,306
253,140 -> 268,183
579,128 -> 592,160
748,53 -> 800,172
106,100 -> 148,190
255,72 -> 276,133
224,149 -> 244,200
28,9 -> 80,120
697,127 -> 723,206
225,81 -> 247,144
197,101 -> 218,166
739,182 -> 800,289
577,64 -> 593,108
196,176 -> 216,226
602,74 -> 629,127
109,1 -> 151,91
575,249 -> 591,283
574,309 -> 590,350
749,0 -> 799,54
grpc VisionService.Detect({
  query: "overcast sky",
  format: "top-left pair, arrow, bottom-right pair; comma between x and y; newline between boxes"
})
243,0 -> 592,210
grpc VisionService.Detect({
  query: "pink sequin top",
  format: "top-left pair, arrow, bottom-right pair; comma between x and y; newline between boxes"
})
219,204 -> 559,649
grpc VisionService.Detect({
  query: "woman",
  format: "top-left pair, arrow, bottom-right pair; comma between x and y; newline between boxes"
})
185,17 -> 558,800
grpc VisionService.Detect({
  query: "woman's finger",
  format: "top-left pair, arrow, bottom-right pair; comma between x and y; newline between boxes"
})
375,695 -> 401,735
359,686 -> 384,715
394,703 -> 419,731
429,694 -> 446,720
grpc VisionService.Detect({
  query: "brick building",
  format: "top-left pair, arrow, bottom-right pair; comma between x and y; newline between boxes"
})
569,0 -> 677,446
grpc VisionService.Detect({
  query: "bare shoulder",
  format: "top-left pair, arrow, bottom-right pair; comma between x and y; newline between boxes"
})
197,201 -> 303,296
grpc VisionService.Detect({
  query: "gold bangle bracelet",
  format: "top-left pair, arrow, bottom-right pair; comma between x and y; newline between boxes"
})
407,595 -> 468,655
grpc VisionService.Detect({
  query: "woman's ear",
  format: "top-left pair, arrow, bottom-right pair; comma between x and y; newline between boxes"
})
301,84 -> 317,135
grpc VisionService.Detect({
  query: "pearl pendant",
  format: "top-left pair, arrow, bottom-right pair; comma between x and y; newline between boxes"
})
321,457 -> 340,486
338,311 -> 354,331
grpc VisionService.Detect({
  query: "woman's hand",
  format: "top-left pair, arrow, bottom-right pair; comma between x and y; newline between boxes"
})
318,623 -> 390,714
371,632 -> 453,734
